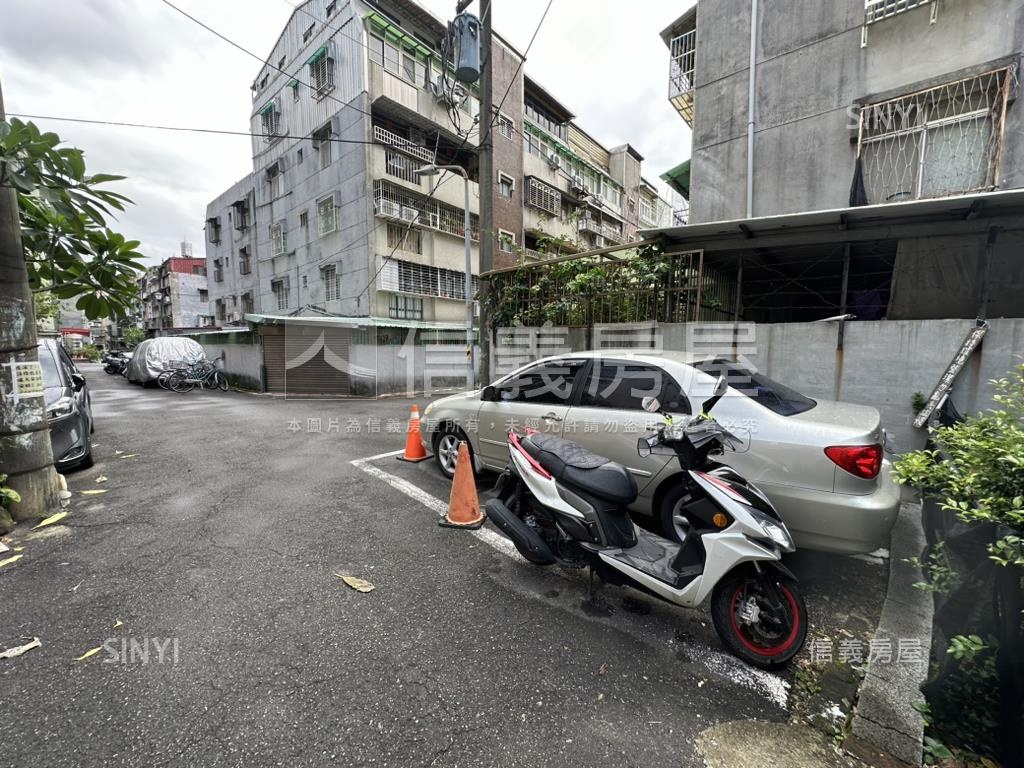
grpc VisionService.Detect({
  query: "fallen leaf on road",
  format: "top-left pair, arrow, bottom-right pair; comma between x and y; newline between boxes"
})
95,476 -> 107,484
335,574 -> 374,592
115,449 -> 124,455
80,490 -> 107,496
597,662 -> 609,676
0,554 -> 23,569
118,454 -> 139,459
70,580 -> 83,593
0,541 -> 9,554
13,547 -> 24,552
32,511 -> 68,529
75,646 -> 103,662
113,619 -> 123,629
0,637 -> 41,659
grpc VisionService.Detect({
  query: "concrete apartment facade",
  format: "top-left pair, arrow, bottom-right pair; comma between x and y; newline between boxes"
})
655,0 -> 1024,322
138,251 -> 212,333
203,0 -> 672,333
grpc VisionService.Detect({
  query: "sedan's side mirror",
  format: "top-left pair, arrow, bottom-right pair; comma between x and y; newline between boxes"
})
70,373 -> 86,391
641,396 -> 661,413
481,385 -> 497,402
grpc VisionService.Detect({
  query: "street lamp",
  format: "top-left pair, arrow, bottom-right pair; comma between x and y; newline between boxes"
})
414,163 -> 475,389
153,291 -> 164,336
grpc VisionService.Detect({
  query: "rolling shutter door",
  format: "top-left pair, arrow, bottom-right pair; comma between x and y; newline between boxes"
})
260,324 -> 351,395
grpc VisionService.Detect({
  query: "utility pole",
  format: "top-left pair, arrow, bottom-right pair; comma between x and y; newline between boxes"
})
477,0 -> 494,384
0,80 -> 61,528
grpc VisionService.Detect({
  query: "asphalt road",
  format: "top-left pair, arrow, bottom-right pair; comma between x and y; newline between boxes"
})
0,366 -> 883,767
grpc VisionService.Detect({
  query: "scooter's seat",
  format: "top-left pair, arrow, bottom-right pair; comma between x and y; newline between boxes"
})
520,433 -> 638,504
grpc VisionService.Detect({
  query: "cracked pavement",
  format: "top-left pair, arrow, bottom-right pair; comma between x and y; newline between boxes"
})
0,366 -> 883,767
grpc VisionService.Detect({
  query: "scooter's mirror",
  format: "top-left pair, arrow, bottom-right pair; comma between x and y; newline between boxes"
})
637,433 -> 659,458
701,375 -> 729,414
641,396 -> 661,413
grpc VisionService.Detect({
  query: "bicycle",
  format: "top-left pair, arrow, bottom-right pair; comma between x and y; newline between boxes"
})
167,360 -> 229,393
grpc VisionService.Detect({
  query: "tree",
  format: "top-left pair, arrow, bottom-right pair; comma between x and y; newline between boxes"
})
0,83 -> 145,523
121,326 -> 145,350
33,288 -> 59,332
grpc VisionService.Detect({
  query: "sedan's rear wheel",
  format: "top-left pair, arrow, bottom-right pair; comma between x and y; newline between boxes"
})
434,427 -> 471,479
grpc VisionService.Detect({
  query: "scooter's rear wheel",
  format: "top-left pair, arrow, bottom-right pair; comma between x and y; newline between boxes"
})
710,569 -> 807,669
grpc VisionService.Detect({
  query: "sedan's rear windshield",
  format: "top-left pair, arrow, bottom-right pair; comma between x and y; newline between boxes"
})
693,358 -> 816,416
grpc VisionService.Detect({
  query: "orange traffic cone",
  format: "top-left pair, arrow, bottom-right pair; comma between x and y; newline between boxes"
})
439,442 -> 484,529
397,404 -> 430,463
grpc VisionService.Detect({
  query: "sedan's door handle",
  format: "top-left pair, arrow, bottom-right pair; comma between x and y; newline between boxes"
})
542,412 -> 563,423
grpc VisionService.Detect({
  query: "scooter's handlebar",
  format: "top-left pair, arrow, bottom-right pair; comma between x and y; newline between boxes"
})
637,415 -> 750,458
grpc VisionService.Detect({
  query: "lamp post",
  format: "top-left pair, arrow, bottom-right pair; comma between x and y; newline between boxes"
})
153,291 -> 164,336
414,163 -> 475,389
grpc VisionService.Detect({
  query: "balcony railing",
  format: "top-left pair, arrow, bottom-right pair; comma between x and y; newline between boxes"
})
373,180 -> 479,241
373,125 -> 435,163
864,0 -> 934,24
668,29 -> 696,126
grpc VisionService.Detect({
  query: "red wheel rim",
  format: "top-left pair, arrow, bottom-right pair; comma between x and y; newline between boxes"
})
729,582 -> 801,657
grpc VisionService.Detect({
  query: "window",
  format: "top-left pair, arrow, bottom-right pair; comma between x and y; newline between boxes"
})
291,80 -> 300,101
369,35 -> 384,67
213,259 -> 224,283
277,56 -> 285,70
215,299 -> 226,322
387,223 -> 422,253
497,114 -> 514,140
259,74 -> 269,90
321,265 -> 340,301
239,247 -> 251,275
326,1 -> 336,16
232,198 -> 250,230
384,39 -> 400,74
266,163 -> 282,199
206,217 -> 222,244
379,258 -> 479,300
526,178 -> 561,216
309,50 -> 334,99
857,68 -> 1011,203
524,97 -> 568,142
389,295 -> 423,320
259,101 -> 281,140
639,197 -> 655,225
496,360 -> 587,405
317,195 -> 337,236
297,148 -> 303,164
498,229 -> 516,254
580,362 -> 689,413
192,265 -> 206,276
692,358 -> 816,417
497,172 -> 515,198
385,150 -> 421,184
271,222 -> 287,256
272,278 -> 289,311
242,292 -> 254,314
313,124 -> 332,168
302,23 -> 315,43
198,289 -> 209,302
300,211 -> 309,228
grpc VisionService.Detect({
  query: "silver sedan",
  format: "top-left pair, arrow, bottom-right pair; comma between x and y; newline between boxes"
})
421,351 -> 900,555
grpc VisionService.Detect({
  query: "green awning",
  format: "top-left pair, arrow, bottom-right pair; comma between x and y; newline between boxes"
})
365,11 -> 434,58
660,159 -> 691,199
287,78 -> 299,88
305,44 -> 328,65
258,100 -> 277,116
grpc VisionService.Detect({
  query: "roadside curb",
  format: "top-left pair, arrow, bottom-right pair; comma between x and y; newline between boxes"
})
846,501 -> 932,767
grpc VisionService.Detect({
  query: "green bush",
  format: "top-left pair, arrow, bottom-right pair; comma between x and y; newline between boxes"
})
78,344 -> 102,362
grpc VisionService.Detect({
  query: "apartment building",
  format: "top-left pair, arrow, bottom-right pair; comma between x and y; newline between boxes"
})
653,0 -> 1024,322
137,248 -> 212,333
203,0 -> 671,333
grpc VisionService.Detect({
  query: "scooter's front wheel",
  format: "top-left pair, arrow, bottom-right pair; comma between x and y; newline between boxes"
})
710,569 -> 807,670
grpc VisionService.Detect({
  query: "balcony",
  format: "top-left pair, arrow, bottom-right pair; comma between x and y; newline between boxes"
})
373,180 -> 479,242
668,28 -> 696,126
368,62 -> 477,147
369,146 -> 479,214
864,0 -> 934,24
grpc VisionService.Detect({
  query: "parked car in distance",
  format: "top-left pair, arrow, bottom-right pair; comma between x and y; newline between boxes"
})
422,351 -> 900,555
39,339 -> 94,470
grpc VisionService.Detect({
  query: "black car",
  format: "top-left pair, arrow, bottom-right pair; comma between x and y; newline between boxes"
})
39,339 -> 94,470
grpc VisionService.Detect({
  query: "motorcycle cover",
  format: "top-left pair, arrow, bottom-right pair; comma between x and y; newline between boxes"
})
126,337 -> 205,384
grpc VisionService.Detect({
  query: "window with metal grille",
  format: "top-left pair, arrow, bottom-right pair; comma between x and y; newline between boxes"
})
239,247 -> 251,275
321,265 -> 340,301
527,178 -> 561,216
387,223 -> 422,253
271,223 -> 287,256
242,292 -> 254,314
639,197 -> 655,225
206,217 -> 221,244
317,196 -> 337,236
864,0 -> 933,24
385,150 -> 421,184
498,172 -> 515,199
497,114 -> 514,139
302,23 -> 315,43
373,180 -> 479,240
259,102 -> 281,140
310,55 -> 334,99
272,278 -> 289,311
232,199 -> 250,230
389,295 -> 423,320
213,259 -> 224,283
498,229 -> 516,253
379,258 -> 478,300
857,68 -> 1012,204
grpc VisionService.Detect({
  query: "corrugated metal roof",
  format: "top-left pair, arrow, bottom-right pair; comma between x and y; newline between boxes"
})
243,313 -> 469,331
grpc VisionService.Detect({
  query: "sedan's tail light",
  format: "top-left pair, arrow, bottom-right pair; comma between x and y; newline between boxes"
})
825,444 -> 882,479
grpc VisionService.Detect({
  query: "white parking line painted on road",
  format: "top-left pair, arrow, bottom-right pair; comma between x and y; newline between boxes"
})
350,454 -> 520,560
350,451 -> 789,707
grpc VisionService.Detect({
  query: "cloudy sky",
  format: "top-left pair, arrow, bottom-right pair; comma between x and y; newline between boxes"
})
1,0 -> 694,266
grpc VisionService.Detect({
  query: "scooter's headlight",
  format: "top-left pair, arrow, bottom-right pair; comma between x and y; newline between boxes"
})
751,510 -> 794,552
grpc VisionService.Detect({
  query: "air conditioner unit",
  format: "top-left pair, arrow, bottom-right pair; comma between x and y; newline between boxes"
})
593,235 -> 606,248
376,199 -> 401,218
570,174 -> 585,193
546,153 -> 561,170
592,194 -> 605,207
400,206 -> 421,223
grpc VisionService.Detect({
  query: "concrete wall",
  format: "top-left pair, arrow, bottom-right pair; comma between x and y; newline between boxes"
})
689,0 -> 1024,222
199,340 -> 264,391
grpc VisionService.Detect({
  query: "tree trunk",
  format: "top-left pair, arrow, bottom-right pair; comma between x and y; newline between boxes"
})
0,80 -> 61,527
